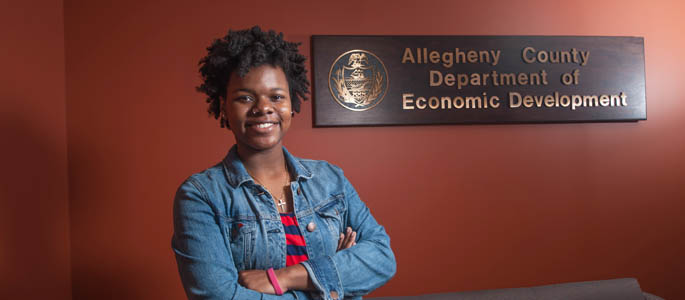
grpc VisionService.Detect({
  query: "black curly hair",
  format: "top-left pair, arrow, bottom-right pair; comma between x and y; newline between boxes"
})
196,26 -> 310,127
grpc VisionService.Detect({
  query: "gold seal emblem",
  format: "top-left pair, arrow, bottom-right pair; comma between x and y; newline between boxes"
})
328,50 -> 388,111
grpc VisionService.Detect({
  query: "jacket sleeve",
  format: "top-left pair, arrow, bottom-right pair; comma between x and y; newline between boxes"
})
301,175 -> 397,299
172,178 -> 310,300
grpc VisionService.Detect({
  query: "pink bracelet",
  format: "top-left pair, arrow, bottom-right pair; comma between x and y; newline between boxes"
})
266,268 -> 284,295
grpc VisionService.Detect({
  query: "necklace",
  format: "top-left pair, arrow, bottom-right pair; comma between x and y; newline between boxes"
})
250,167 -> 290,212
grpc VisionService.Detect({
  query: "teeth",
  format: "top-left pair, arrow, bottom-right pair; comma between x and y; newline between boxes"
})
255,123 -> 274,129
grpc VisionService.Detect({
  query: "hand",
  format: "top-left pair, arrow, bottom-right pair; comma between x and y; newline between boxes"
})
337,227 -> 356,251
238,269 -> 276,294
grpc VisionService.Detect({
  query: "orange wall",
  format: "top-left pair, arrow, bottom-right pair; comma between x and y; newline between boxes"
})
64,0 -> 685,299
0,0 -> 72,299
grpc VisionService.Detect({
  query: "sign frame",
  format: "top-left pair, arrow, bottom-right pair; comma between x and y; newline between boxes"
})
311,35 -> 647,127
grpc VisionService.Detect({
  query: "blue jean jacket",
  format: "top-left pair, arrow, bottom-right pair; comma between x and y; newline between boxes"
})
172,146 -> 396,299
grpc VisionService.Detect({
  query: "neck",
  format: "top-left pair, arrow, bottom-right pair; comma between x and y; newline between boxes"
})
236,144 -> 287,180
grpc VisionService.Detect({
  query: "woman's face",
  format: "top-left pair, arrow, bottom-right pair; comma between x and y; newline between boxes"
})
223,65 -> 292,153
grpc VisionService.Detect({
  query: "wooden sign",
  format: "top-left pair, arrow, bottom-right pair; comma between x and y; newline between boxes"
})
311,36 -> 646,126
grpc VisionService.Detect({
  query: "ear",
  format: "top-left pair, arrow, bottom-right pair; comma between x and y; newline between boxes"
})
219,97 -> 230,129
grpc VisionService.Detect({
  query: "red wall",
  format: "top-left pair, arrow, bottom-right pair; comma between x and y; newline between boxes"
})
0,0 -> 72,299
63,0 -> 685,299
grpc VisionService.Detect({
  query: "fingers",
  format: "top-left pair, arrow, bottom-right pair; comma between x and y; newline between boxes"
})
337,227 -> 356,251
237,270 -> 248,287
350,230 -> 356,246
344,227 -> 355,248
337,233 -> 344,250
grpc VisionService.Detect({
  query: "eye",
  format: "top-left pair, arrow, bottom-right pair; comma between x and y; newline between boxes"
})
234,95 -> 254,102
271,94 -> 286,102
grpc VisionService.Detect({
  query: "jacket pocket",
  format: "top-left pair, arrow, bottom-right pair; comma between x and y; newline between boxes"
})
226,219 -> 255,271
314,194 -> 346,242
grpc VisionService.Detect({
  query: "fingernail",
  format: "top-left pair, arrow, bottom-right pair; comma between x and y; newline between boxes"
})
347,227 -> 351,233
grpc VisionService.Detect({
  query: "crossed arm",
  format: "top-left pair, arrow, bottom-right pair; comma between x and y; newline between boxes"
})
172,176 -> 395,299
237,229 -> 357,294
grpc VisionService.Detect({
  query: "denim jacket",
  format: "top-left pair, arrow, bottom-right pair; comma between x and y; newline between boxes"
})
172,146 -> 396,300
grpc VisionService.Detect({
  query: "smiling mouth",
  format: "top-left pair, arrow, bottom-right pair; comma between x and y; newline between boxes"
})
247,122 -> 279,130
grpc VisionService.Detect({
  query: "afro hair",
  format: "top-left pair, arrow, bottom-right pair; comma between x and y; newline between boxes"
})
196,26 -> 310,126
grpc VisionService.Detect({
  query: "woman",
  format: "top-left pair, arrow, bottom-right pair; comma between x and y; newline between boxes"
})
172,26 -> 396,300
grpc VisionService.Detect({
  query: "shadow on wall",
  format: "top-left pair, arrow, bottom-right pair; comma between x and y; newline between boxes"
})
0,111 -> 70,299
71,264 -> 140,300
63,115 -> 152,299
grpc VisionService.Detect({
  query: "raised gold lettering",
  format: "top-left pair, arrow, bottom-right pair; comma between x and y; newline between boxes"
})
489,95 -> 500,108
583,95 -> 598,107
441,97 -> 452,109
457,74 -> 468,89
444,73 -> 455,86
467,51 -> 477,63
453,96 -> 465,109
509,92 -> 522,108
442,52 -> 453,68
429,51 -> 440,64
429,70 -> 442,86
402,48 -> 415,64
416,96 -> 427,109
507,91 -> 625,110
572,95 -> 582,110
520,47 -> 589,66
545,95 -> 555,107
465,96 -> 481,108
523,95 -> 534,108
491,50 -> 501,66
522,47 -> 536,63
402,93 -> 415,110
428,97 -> 440,109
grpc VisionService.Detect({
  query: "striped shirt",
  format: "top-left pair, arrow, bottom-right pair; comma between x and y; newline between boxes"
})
280,213 -> 309,266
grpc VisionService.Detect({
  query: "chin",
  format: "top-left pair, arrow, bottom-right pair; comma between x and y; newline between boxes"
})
241,139 -> 283,152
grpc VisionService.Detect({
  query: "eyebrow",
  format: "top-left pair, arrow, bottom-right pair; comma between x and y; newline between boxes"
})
232,88 -> 255,94
232,87 -> 286,94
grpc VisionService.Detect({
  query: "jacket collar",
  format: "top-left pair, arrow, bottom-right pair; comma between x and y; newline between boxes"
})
222,145 -> 313,188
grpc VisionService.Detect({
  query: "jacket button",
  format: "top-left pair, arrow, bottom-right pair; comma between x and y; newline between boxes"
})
306,222 -> 316,232
297,188 -> 301,195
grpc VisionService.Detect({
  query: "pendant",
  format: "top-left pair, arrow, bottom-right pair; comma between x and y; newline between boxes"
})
277,198 -> 286,211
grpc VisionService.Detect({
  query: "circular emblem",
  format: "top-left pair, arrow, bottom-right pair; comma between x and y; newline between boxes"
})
328,50 -> 389,111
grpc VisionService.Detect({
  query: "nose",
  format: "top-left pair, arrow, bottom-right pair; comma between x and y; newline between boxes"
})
251,96 -> 274,115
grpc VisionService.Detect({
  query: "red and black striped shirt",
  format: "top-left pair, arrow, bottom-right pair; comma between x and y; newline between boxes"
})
280,213 -> 309,266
